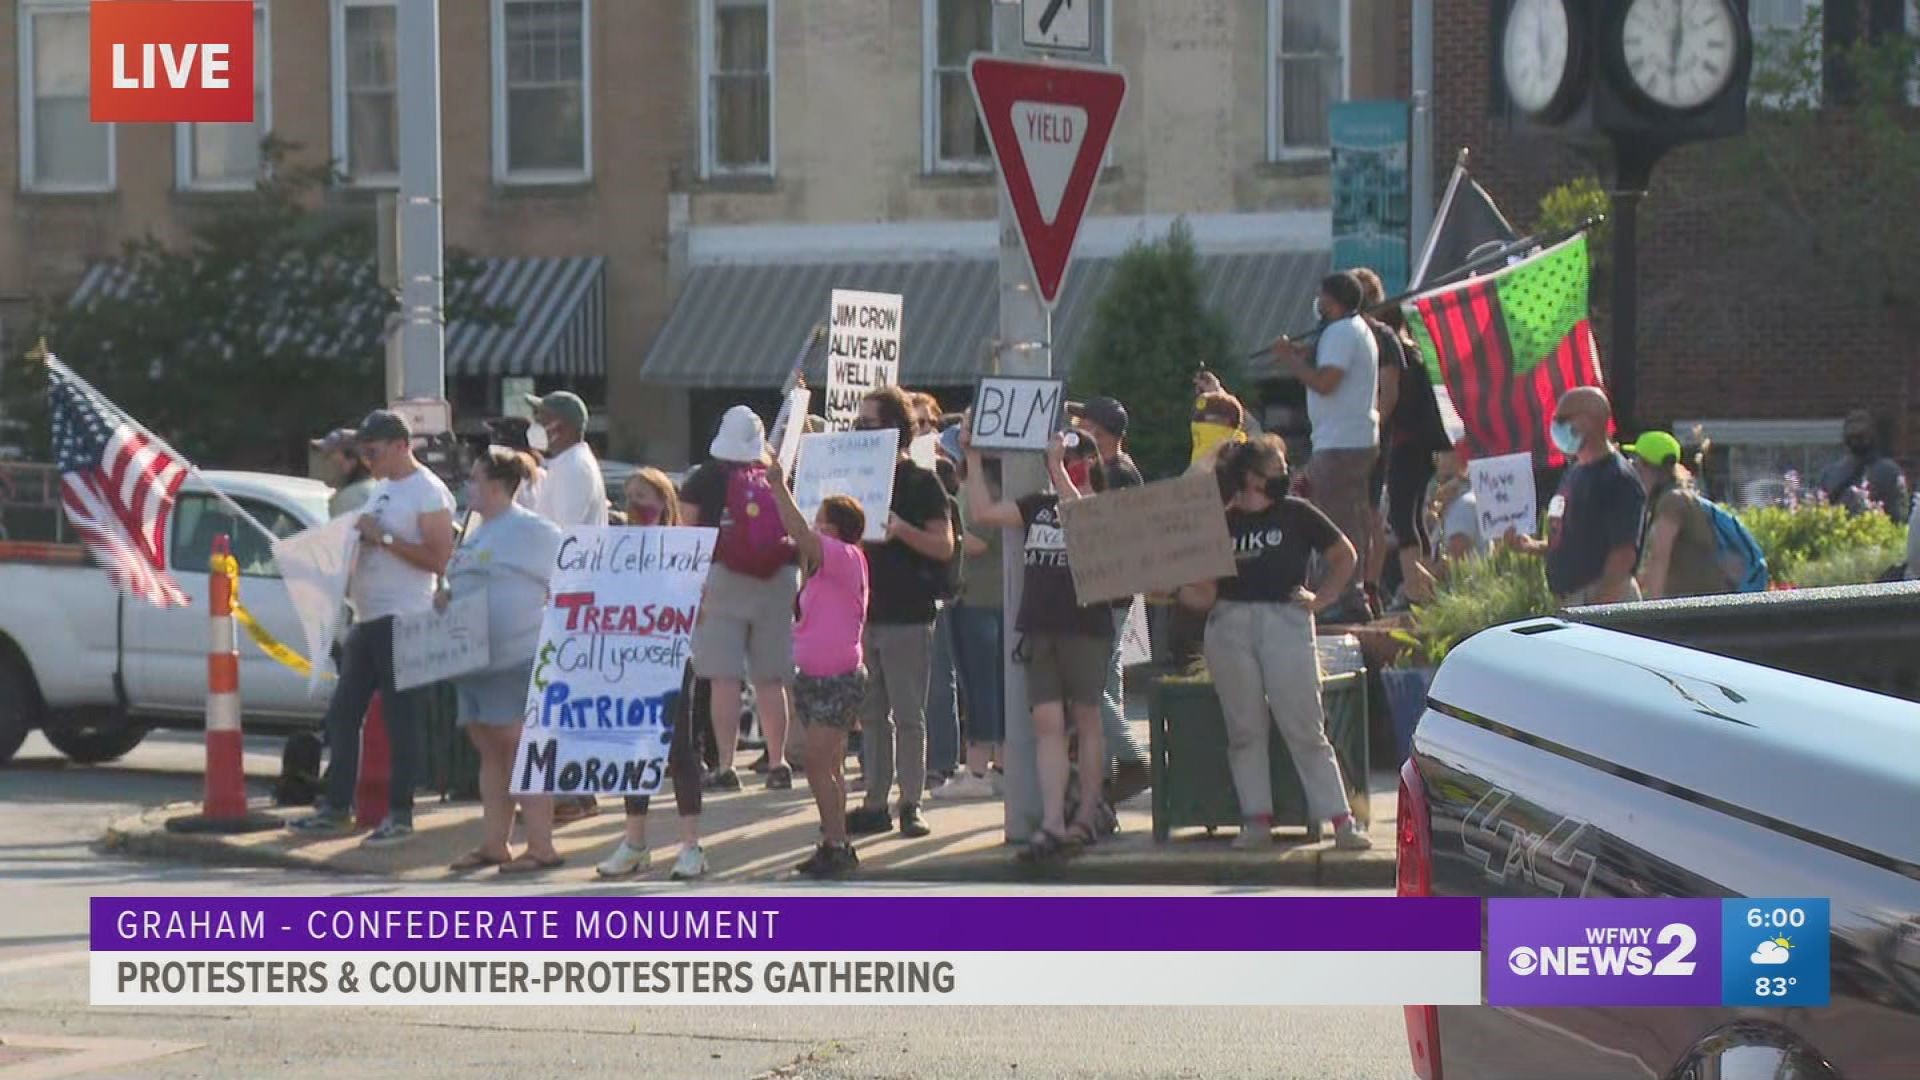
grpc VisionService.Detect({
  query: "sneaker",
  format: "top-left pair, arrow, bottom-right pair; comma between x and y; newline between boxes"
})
287,812 -> 349,835
931,771 -> 999,801
793,842 -> 835,877
845,806 -> 892,836
361,819 -> 415,847
670,844 -> 710,881
703,768 -> 742,792
1332,817 -> 1375,851
1231,823 -> 1272,850
596,840 -> 651,879
898,803 -> 931,838
765,765 -> 794,791
799,842 -> 858,879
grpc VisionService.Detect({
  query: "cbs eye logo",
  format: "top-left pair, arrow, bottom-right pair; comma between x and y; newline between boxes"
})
1507,947 -> 1539,975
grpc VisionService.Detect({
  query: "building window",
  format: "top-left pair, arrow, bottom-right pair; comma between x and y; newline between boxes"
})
178,3 -> 271,191
331,0 -> 399,185
492,0 -> 591,183
701,0 -> 773,177
1674,418 -> 1845,508
1748,0 -> 1822,108
18,0 -> 113,192
923,0 -> 993,172
1267,0 -> 1349,158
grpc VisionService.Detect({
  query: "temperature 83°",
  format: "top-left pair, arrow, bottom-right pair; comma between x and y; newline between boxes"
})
1755,976 -> 1801,997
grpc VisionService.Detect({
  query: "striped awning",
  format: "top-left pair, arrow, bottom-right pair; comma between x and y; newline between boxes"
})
639,250 -> 1330,389
68,255 -> 606,378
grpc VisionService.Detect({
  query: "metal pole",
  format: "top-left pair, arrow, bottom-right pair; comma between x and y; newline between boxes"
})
1409,0 -> 1435,261
994,0 -> 1048,844
394,0 -> 445,402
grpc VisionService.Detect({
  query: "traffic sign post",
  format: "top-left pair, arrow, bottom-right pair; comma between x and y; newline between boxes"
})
1022,0 -> 1091,52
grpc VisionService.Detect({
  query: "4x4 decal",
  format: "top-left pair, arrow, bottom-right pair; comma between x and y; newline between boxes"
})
1461,788 -> 1599,898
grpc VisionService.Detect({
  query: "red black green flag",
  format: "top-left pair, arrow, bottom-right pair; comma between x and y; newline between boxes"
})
1403,235 -> 1603,468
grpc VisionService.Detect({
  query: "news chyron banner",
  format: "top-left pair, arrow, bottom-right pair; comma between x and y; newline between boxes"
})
90,897 -> 1483,1006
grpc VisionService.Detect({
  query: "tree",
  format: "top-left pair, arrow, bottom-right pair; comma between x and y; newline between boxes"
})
1069,220 -> 1240,480
10,139 -> 509,473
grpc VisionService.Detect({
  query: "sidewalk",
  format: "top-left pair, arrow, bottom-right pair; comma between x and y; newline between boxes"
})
102,768 -> 1397,888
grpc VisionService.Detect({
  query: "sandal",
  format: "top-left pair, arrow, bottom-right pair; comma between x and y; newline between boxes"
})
1064,821 -> 1100,848
1018,829 -> 1077,864
497,852 -> 566,876
448,850 -> 509,873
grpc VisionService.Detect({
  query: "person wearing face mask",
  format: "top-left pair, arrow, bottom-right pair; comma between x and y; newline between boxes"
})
1177,435 -> 1371,851
1504,386 -> 1646,606
1620,431 -> 1726,601
1815,410 -> 1910,522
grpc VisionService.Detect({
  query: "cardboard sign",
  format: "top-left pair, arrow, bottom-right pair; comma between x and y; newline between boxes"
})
512,526 -> 717,797
1118,595 -> 1152,667
1059,471 -> 1236,606
270,514 -> 359,695
773,386 -> 811,475
792,429 -> 901,543
824,290 -> 902,432
392,594 -> 490,692
1469,451 -> 1538,540
970,375 -> 1065,453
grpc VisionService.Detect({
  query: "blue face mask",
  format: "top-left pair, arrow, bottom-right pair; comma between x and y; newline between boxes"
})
1549,420 -> 1585,456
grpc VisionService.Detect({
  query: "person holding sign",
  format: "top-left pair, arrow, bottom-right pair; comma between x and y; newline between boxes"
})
964,426 -> 1113,861
1503,387 -> 1645,606
1178,435 -> 1372,852
441,449 -> 565,875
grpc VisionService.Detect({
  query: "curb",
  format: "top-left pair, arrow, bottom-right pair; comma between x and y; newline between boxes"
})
99,808 -> 354,876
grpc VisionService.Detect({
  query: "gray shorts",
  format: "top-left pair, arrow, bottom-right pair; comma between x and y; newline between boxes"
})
455,661 -> 534,728
794,668 -> 869,730
1024,632 -> 1113,709
692,564 -> 799,684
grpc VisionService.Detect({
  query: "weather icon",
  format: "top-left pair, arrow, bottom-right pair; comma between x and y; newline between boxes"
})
1751,936 -> 1794,965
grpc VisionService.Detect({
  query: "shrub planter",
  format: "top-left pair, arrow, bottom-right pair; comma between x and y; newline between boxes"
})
1378,666 -> 1437,767
1148,670 -> 1370,843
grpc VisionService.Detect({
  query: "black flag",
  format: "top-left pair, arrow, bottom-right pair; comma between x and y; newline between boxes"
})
1408,159 -> 1518,291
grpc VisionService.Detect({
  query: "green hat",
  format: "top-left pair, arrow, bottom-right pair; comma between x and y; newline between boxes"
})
1623,430 -> 1682,467
525,391 -> 589,431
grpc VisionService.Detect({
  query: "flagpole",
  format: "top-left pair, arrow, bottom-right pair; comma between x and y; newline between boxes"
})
41,355 -> 284,549
1408,149 -> 1469,291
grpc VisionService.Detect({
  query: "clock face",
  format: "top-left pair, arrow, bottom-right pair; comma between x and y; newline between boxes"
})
1620,0 -> 1741,109
1502,0 -> 1573,116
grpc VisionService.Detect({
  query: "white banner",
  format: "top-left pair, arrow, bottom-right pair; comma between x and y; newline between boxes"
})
270,514 -> 360,695
392,594 -> 490,692
824,290 -> 902,432
1469,451 -> 1538,540
792,430 -> 901,543
510,526 -> 716,796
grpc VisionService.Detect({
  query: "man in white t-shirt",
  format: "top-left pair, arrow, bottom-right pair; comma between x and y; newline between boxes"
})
1274,271 -> 1380,621
291,410 -> 456,845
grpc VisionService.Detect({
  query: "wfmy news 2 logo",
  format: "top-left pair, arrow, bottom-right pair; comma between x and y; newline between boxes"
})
90,1 -> 256,124
1487,898 -> 1831,1008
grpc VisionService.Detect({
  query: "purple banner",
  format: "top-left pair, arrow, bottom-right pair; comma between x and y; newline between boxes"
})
1486,899 -> 1723,1007
91,896 -> 1480,953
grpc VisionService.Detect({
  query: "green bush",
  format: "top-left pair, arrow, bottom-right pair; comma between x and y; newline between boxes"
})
1736,502 -> 1907,583
1394,547 -> 1556,667
1776,543 -> 1905,589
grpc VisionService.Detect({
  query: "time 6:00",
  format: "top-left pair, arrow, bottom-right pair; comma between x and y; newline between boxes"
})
1746,907 -> 1808,930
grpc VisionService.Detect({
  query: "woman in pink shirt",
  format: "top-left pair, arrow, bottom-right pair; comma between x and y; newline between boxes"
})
765,456 -> 870,879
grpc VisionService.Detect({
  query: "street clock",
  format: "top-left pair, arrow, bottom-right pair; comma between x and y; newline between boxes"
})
1613,0 -> 1745,112
1502,0 -> 1584,120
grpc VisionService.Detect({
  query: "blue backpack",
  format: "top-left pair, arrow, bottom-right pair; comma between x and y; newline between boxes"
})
1687,492 -> 1769,593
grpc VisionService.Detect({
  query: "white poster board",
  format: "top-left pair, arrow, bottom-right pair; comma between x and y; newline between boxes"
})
512,526 -> 717,797
1118,595 -> 1152,667
270,514 -> 360,695
1469,451 -> 1538,540
773,386 -> 811,475
792,429 -> 901,542
824,289 -> 902,432
392,594 -> 491,692
971,375 -> 1065,453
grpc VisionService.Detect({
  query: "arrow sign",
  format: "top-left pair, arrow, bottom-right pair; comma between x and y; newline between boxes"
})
969,55 -> 1126,308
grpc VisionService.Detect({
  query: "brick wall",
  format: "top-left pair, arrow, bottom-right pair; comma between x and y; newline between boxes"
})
1431,2 -> 1917,454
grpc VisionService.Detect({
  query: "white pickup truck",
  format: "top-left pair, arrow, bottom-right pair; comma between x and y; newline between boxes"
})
0,464 -> 333,765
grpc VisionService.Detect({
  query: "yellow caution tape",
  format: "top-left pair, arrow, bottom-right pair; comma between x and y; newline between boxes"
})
210,553 -> 326,679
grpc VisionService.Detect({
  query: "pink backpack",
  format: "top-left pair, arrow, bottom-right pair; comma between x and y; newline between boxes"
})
713,464 -> 794,578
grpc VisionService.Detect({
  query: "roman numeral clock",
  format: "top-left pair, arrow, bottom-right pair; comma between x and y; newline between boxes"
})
1492,0 -> 1754,428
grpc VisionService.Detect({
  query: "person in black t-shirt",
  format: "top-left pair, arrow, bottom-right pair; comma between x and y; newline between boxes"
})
844,387 -> 955,840
1504,387 -> 1646,605
964,426 -> 1112,860
1375,301 -> 1449,604
1177,435 -> 1373,853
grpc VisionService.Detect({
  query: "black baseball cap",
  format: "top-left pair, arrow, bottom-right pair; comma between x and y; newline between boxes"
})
1070,396 -> 1129,438
355,409 -> 412,444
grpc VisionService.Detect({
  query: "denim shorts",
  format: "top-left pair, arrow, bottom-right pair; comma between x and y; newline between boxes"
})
455,661 -> 534,727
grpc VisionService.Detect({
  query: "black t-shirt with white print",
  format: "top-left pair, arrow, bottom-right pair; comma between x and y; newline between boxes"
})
1016,493 -> 1114,638
1217,497 -> 1343,604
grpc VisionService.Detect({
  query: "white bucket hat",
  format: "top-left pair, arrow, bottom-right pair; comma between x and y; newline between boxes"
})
709,405 -> 767,463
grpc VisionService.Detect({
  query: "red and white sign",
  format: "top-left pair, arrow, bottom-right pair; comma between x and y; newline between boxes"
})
91,1 -> 255,124
969,56 -> 1127,307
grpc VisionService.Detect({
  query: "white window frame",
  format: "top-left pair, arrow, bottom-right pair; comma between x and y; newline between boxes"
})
175,1 -> 272,192
921,0 -> 993,175
329,0 -> 400,188
16,0 -> 116,194
490,0 -> 594,185
1265,0 -> 1351,162
697,0 -> 775,180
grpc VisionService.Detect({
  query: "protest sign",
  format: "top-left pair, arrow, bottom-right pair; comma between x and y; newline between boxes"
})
1059,471 -> 1236,606
773,386 -> 811,474
824,290 -> 902,431
909,431 -> 940,471
270,513 -> 359,694
792,429 -> 901,542
1469,451 -> 1538,540
511,526 -> 716,797
1118,595 -> 1152,667
970,375 -> 1064,452
392,594 -> 490,692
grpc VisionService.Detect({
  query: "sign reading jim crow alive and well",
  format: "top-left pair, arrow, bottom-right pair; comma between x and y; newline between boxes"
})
823,290 -> 903,432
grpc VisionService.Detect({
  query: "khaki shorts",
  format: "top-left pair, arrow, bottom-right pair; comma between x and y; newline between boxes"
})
692,564 -> 799,684
1024,632 -> 1113,709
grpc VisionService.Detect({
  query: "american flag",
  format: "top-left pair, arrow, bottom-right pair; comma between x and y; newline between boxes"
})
48,358 -> 192,608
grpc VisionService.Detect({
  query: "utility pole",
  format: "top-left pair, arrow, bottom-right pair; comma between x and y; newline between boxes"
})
391,0 -> 446,403
1409,0 -> 1435,263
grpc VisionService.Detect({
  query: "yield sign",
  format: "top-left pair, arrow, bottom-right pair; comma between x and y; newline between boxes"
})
969,55 -> 1126,307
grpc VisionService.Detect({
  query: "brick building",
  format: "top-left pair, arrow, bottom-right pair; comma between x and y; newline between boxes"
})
1430,1 -> 1920,505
